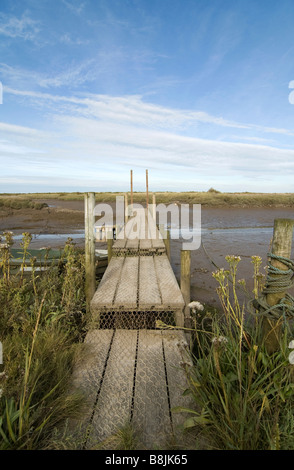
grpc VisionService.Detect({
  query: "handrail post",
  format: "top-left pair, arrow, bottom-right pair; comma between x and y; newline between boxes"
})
85,192 -> 96,313
181,249 -> 191,327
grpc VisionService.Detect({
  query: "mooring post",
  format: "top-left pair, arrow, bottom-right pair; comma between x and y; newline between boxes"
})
107,237 -> 113,263
262,218 -> 294,353
181,249 -> 191,324
84,192 -> 96,313
130,170 -> 133,216
165,228 -> 171,261
152,193 -> 156,220
124,193 -> 129,223
146,169 -> 149,210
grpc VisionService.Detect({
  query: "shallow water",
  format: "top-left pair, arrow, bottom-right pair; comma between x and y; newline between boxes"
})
7,206 -> 294,308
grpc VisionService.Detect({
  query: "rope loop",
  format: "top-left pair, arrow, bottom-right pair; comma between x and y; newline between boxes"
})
248,252 -> 294,320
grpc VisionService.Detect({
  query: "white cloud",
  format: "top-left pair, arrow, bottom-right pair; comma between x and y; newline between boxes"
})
0,61 -> 95,91
0,121 -> 45,136
1,88 -> 294,192
6,87 -> 294,139
61,0 -> 86,15
0,12 -> 40,40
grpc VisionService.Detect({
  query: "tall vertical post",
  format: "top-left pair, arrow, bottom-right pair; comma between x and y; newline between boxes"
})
262,218 -> 294,353
152,193 -> 156,220
146,169 -> 149,210
130,170 -> 133,207
124,193 -> 129,223
165,228 -> 171,261
107,237 -> 113,263
84,192 -> 96,313
181,249 -> 191,324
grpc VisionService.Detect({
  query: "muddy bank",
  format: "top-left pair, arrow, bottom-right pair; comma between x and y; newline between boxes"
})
0,200 -> 293,310
0,198 -> 84,236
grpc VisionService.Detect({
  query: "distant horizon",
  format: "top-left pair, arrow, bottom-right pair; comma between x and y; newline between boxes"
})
1,189 -> 294,196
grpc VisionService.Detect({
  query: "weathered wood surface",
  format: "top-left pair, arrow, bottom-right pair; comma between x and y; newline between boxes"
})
85,192 -> 96,311
112,208 -> 165,255
90,254 -> 185,314
115,257 -> 138,308
71,329 -> 194,449
132,330 -> 172,448
75,206 -> 193,449
139,256 -> 162,306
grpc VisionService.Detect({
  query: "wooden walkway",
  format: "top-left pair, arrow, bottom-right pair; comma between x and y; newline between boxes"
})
72,208 -> 194,449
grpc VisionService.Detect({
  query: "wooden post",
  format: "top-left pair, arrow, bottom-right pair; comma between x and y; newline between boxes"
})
152,193 -> 156,221
165,228 -> 171,261
84,192 -> 96,313
181,249 -> 191,324
262,218 -> 294,353
159,223 -> 165,241
130,170 -> 133,207
124,193 -> 129,223
146,169 -> 149,210
107,237 -> 113,263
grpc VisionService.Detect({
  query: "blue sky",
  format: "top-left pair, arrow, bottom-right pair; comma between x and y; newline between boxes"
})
1,0 -> 294,193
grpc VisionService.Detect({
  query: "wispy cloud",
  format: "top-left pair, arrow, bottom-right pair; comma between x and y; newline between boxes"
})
0,12 -> 40,40
0,61 -> 96,90
5,87 -> 294,139
1,87 -> 294,192
59,33 -> 90,46
61,0 -> 86,15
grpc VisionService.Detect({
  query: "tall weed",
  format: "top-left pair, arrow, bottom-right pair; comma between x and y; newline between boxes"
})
181,255 -> 294,450
0,232 -> 87,449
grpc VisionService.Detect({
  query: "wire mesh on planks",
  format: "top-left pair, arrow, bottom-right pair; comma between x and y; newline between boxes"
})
71,329 -> 193,450
93,309 -> 176,330
90,254 -> 185,329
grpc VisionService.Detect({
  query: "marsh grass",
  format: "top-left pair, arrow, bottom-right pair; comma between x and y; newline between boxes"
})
90,422 -> 141,450
1,191 -> 294,207
181,255 -> 294,450
0,232 -> 88,449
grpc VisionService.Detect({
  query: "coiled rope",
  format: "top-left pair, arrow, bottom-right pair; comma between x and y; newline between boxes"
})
248,253 -> 294,320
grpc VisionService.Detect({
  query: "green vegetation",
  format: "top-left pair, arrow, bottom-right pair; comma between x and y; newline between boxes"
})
1,190 -> 294,207
0,197 -> 48,211
2,228 -> 294,450
0,232 -> 87,450
177,255 -> 294,450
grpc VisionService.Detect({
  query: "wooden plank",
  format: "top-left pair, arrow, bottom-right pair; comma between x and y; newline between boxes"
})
90,257 -> 124,309
149,220 -> 166,250
161,330 -> 195,444
132,330 -> 172,448
124,215 -> 139,249
112,238 -> 127,249
126,238 -> 139,250
69,330 -> 114,444
139,256 -> 162,307
87,330 -> 138,447
70,330 -> 196,449
154,255 -> 185,308
114,256 -> 138,308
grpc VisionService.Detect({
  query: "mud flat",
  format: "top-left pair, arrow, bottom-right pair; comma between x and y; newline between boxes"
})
171,207 -> 294,309
0,200 -> 293,310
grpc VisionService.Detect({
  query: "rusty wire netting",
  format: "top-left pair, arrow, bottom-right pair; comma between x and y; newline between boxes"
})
70,328 -> 193,450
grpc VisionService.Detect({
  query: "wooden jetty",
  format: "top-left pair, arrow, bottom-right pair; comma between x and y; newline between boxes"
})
72,201 -> 195,449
